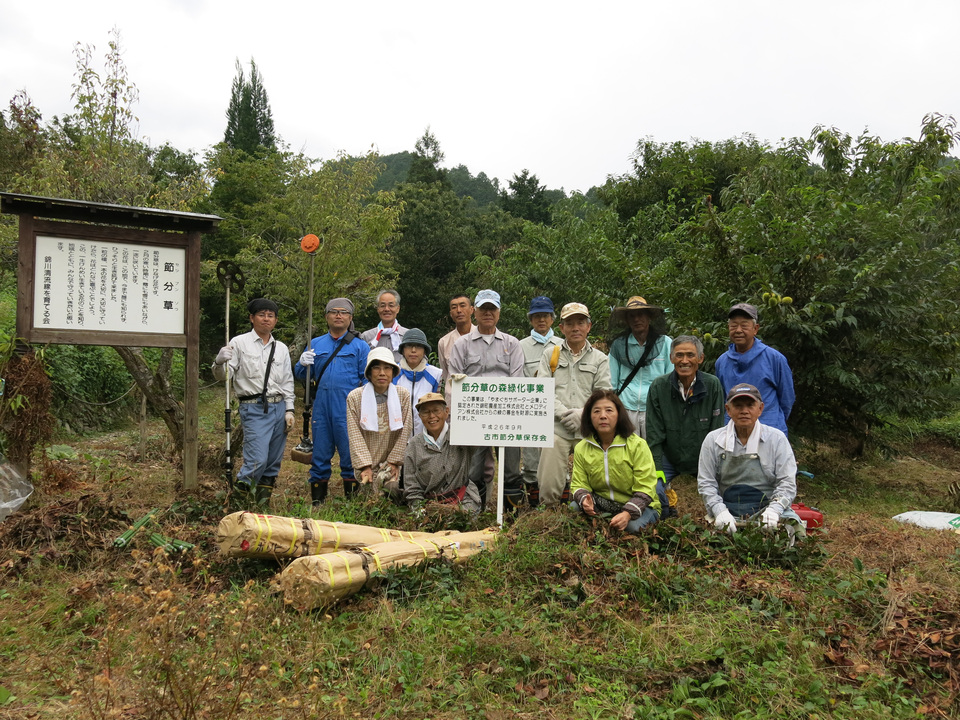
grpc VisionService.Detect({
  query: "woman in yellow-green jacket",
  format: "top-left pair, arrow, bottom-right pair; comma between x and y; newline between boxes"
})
570,389 -> 665,533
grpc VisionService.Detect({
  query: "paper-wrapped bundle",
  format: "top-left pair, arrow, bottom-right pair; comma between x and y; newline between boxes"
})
216,511 -> 445,559
279,529 -> 500,610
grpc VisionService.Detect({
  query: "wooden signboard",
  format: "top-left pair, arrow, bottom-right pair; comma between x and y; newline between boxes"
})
1,192 -> 220,491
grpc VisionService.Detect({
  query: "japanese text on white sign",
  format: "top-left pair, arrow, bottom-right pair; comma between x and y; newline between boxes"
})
450,377 -> 555,448
35,235 -> 186,334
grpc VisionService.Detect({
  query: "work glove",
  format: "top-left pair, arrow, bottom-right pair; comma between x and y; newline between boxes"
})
451,373 -> 467,382
215,346 -> 233,364
760,506 -> 780,531
284,411 -> 294,431
299,349 -> 316,366
561,408 -> 581,435
713,508 -> 737,534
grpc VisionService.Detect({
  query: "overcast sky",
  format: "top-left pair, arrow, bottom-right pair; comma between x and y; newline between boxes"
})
2,1 -> 958,193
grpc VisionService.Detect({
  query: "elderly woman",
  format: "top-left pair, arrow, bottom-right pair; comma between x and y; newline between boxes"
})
345,347 -> 412,497
607,296 -> 672,438
570,389 -> 666,533
402,392 -> 482,515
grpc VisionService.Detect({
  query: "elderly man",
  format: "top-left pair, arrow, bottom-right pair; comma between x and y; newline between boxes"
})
714,302 -> 795,435
518,296 -> 563,505
213,298 -> 295,507
646,335 -> 724,516
448,289 -> 526,510
360,289 -> 407,363
537,302 -> 611,506
697,383 -> 803,534
438,294 -> 475,387
295,298 -> 369,506
403,392 -> 482,515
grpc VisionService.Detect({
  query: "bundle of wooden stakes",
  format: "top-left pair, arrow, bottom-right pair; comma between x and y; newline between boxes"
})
216,512 -> 499,610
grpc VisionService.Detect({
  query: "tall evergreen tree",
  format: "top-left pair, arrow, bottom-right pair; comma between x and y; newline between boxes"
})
223,59 -> 276,154
500,169 -> 551,224
407,127 -> 449,187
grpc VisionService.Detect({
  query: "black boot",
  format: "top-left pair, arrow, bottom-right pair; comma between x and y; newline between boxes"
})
256,477 -> 276,509
310,480 -> 328,509
560,483 -> 570,504
526,484 -> 540,509
343,478 -> 359,498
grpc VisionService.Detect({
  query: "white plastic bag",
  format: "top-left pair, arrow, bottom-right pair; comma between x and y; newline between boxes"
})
0,461 -> 33,523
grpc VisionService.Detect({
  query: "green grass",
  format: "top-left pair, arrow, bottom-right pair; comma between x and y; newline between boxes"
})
2,404 -> 959,718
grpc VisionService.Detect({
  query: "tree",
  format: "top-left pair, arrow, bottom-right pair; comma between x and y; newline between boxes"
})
5,30 -> 210,449
407,127 -> 449,187
500,169 -> 551,225
644,115 -> 960,446
223,59 -> 276,154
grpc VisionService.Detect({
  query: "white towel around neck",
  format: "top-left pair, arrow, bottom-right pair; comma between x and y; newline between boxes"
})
360,382 -> 404,432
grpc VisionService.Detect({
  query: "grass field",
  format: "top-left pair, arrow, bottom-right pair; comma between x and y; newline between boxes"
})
1,389 -> 958,719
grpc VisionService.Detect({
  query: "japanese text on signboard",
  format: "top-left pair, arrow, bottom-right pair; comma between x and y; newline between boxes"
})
450,377 -> 555,448
35,235 -> 186,334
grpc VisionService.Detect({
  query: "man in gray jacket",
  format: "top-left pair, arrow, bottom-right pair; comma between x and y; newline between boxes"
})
536,302 -> 612,506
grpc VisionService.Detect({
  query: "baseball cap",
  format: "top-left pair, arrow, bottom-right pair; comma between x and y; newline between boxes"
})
725,383 -> 762,403
474,289 -> 501,308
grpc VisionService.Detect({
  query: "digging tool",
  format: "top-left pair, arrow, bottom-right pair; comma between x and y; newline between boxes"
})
216,260 -> 246,491
291,234 -> 320,465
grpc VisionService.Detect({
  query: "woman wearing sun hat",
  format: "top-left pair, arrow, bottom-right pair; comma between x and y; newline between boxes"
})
607,296 -> 672,438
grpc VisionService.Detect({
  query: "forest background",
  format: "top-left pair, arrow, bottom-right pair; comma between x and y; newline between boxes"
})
1,32 -> 960,720
1,33 -> 958,453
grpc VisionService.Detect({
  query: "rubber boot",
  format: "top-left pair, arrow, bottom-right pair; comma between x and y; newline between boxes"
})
560,483 -> 570,504
310,480 -> 328,509
343,478 -> 360,499
256,477 -> 276,509
526,484 -> 540,509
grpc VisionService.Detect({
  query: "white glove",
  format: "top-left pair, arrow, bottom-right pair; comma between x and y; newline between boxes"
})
215,346 -> 233,364
451,373 -> 467,382
713,508 -> 737,534
299,349 -> 316,366
561,408 -> 581,435
285,411 -> 294,431
760,506 -> 780,531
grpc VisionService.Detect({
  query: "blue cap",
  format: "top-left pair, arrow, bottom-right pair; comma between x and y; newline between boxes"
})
474,289 -> 501,309
527,296 -> 554,316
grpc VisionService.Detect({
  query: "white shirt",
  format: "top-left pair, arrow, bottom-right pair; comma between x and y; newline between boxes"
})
213,329 -> 295,411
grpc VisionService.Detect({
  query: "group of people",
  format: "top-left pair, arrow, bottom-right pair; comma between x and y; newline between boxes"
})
214,288 -> 804,537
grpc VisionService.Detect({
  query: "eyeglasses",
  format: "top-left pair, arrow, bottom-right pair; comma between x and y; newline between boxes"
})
327,309 -> 351,317
418,406 -> 446,417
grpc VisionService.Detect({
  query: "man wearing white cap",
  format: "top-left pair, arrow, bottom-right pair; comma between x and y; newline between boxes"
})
447,289 -> 526,509
536,303 -> 612,506
697,383 -> 803,535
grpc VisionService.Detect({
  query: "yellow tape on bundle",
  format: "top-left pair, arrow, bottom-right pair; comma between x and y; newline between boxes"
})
378,529 -> 390,542
336,552 -> 353,583
287,518 -> 298,555
313,521 -> 323,555
333,524 -> 342,549
321,554 -> 335,588
360,547 -> 384,573
406,539 -> 430,558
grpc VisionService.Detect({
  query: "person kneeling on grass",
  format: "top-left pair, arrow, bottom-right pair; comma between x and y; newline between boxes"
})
570,389 -> 667,533
402,392 -> 482,516
346,347 -> 412,501
697,383 -> 804,538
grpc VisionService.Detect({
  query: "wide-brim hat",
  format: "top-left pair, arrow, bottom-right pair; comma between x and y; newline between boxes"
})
415,392 -> 447,411
611,296 -> 663,320
364,346 -> 400,379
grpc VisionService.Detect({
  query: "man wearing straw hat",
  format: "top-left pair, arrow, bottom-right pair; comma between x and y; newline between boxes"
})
213,297 -> 295,507
607,296 -> 673,438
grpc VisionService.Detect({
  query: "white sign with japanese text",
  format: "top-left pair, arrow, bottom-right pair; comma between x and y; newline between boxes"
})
34,235 -> 186,334
450,377 -> 555,448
